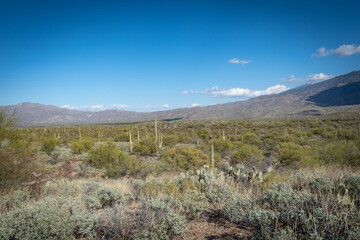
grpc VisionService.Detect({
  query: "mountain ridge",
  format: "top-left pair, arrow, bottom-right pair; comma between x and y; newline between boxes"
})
2,71 -> 360,126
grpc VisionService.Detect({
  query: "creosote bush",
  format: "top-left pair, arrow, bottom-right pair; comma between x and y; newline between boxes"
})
40,136 -> 60,155
70,138 -> 93,154
0,110 -> 46,193
275,142 -> 303,165
160,146 -> 209,172
231,144 -> 264,165
87,141 -> 148,178
209,138 -> 235,155
133,138 -> 158,156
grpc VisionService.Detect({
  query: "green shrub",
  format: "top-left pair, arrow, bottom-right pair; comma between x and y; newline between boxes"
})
205,179 -> 233,210
242,132 -> 262,146
244,208 -> 278,239
0,190 -> 29,213
98,203 -> 133,239
336,129 -> 357,140
0,129 -> 44,192
40,137 -> 60,155
82,181 -> 101,195
87,141 -> 120,168
163,134 -> 179,147
275,142 -> 303,165
209,138 -> 235,155
180,190 -> 209,219
97,187 -> 133,207
231,144 -> 264,164
70,138 -> 93,154
142,194 -> 183,213
321,140 -> 360,166
87,141 -> 147,178
113,132 -> 129,142
83,195 -> 102,210
133,138 -> 158,156
100,195 -> 186,240
135,195 -> 186,240
308,176 -> 334,195
197,128 -> 211,141
223,198 -> 253,223
160,146 -> 209,172
141,178 -> 181,197
0,197 -> 97,240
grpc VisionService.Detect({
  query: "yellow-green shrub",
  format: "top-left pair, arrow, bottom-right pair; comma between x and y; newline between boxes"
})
231,144 -> 264,165
40,137 -> 60,155
70,138 -> 93,154
160,146 -> 209,172
87,141 -> 148,178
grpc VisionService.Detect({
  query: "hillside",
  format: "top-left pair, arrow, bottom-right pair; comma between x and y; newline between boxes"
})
1,71 -> 360,126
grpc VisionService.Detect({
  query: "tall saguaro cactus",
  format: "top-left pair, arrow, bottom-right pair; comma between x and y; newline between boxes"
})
210,145 -> 215,173
129,130 -> 133,153
154,115 -> 158,143
159,133 -> 163,148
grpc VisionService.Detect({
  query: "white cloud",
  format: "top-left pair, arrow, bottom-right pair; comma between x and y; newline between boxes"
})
228,58 -> 252,64
182,103 -> 202,108
61,105 -> 78,110
83,105 -> 104,110
182,85 -> 289,98
112,104 -> 129,109
182,86 -> 218,95
162,104 -> 170,108
191,103 -> 201,107
313,44 -> 360,57
282,73 -> 336,83
61,104 -> 128,111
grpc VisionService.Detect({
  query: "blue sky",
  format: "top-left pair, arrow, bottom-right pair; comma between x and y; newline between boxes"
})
1,0 -> 359,112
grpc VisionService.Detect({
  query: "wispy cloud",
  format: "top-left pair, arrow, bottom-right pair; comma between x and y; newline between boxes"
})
228,58 -> 252,64
312,44 -> 360,57
191,103 -> 201,107
112,104 -> 129,109
182,85 -> 289,98
61,104 -> 128,111
162,104 -> 170,108
182,86 -> 219,95
61,105 -> 78,110
282,73 -> 336,83
182,103 -> 202,108
86,105 -> 105,110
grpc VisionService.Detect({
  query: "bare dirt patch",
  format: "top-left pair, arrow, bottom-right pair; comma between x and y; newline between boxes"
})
176,211 -> 252,240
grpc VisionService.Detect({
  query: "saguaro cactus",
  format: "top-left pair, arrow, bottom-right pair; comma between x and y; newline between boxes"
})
159,133 -> 163,148
210,145 -> 215,173
154,115 -> 158,143
129,130 -> 133,152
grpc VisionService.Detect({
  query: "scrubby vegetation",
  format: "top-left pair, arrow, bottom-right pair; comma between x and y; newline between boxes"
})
1,109 -> 360,239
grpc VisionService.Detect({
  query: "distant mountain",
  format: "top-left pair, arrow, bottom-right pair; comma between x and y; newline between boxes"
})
1,71 -> 360,126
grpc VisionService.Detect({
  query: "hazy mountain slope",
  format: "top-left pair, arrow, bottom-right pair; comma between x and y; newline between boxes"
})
1,71 -> 360,126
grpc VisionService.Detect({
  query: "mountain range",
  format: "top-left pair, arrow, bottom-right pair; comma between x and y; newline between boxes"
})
2,71 -> 360,126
